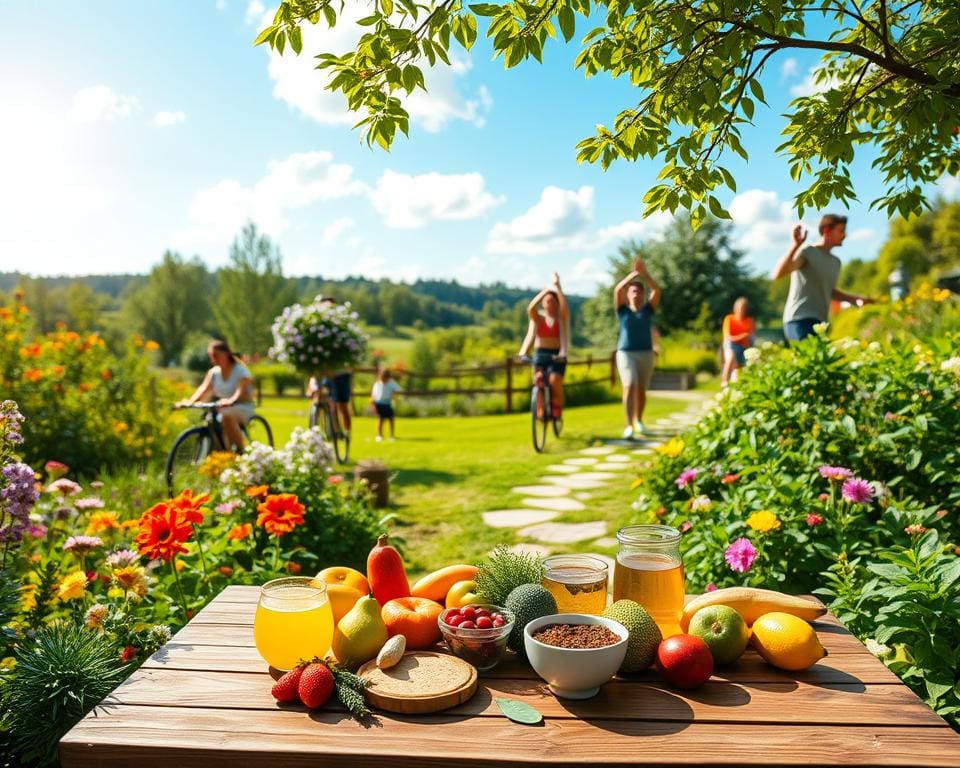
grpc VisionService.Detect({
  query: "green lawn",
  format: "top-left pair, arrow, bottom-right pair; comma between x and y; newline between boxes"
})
257,389 -> 714,577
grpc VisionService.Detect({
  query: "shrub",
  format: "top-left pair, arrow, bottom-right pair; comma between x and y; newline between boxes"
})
0,300 -> 181,476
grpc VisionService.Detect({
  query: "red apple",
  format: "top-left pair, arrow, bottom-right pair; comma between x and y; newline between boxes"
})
656,634 -> 714,690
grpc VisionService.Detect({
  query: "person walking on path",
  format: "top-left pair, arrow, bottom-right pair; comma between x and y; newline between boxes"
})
614,258 -> 661,439
518,273 -> 570,418
772,214 -> 875,342
370,368 -> 401,442
721,297 -> 756,387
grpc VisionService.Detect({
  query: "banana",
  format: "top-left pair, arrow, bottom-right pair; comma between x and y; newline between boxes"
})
681,587 -> 827,628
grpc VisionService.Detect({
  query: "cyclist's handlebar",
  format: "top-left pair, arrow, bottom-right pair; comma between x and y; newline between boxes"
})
173,402 -> 221,411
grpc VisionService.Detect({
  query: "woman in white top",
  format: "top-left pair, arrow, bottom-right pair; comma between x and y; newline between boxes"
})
177,339 -> 255,451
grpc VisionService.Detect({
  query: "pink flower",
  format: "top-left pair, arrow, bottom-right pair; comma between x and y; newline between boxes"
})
75,497 -> 105,510
48,478 -> 82,496
44,460 -> 69,479
819,465 -> 853,481
904,524 -> 927,536
675,468 -> 699,489
806,513 -> 823,526
883,412 -> 897,421
63,535 -> 103,555
106,549 -> 140,567
214,500 -> 242,516
328,474 -> 344,485
679,520 -> 693,533
705,583 -> 718,592
724,538 -> 757,573
818,493 -> 830,502
841,478 -> 874,505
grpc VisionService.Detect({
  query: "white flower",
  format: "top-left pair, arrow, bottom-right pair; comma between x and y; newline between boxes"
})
939,357 -> 960,377
813,322 -> 829,335
690,494 -> 712,512
744,347 -> 762,363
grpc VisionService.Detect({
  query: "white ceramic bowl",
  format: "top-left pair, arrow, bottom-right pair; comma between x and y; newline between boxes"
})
523,613 -> 628,699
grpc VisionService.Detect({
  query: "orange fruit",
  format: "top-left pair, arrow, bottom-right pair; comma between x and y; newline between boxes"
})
316,566 -> 370,595
381,596 -> 443,650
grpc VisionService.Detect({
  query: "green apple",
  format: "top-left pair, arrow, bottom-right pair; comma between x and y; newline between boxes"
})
687,604 -> 750,665
445,579 -> 480,608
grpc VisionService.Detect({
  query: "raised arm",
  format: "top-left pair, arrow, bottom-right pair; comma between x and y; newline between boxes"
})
772,225 -> 808,280
552,272 -> 570,358
526,288 -> 552,321
635,259 -> 661,311
614,266 -> 640,310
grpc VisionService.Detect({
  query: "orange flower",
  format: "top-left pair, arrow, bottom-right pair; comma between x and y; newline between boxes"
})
20,343 -> 41,358
101,368 -> 112,380
23,369 -> 43,382
285,561 -> 302,574
218,565 -> 234,577
87,511 -> 120,534
245,485 -> 269,499
170,489 -> 210,524
227,523 -> 252,541
144,340 -> 160,351
135,503 -> 193,562
256,494 -> 305,537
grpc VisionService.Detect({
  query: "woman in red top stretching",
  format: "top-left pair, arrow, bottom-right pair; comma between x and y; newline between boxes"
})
721,297 -> 756,386
519,273 -> 570,417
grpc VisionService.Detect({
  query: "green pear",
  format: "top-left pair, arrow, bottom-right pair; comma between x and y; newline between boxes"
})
331,594 -> 389,669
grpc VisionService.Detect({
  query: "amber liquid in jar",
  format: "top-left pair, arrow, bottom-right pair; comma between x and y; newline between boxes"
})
543,566 -> 608,615
612,552 -> 685,637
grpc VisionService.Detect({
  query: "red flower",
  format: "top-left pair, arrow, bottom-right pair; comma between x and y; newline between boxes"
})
721,473 -> 739,484
227,523 -> 252,541
806,513 -> 823,526
120,646 -> 139,663
170,489 -> 210,524
256,494 -> 306,537
818,493 -> 830,502
135,502 -> 193,562
327,475 -> 344,485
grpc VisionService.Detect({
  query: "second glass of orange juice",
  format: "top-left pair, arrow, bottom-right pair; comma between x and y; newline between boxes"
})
254,577 -> 334,671
612,525 -> 684,637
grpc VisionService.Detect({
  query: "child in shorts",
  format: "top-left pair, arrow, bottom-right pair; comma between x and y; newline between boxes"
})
370,368 -> 401,442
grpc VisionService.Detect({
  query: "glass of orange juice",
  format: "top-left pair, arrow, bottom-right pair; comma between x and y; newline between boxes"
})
254,577 -> 334,671
612,525 -> 684,637
542,555 -> 609,615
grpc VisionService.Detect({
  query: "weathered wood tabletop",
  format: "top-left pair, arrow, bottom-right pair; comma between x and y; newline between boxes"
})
60,585 -> 960,767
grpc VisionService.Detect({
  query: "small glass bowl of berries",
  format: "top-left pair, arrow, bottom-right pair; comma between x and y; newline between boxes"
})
438,605 -> 515,671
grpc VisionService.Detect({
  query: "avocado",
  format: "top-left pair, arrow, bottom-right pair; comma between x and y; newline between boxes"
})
504,583 -> 558,656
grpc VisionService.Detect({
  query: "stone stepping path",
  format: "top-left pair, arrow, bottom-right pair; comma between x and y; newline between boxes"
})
522,496 -> 586,512
475,391 -> 715,553
517,521 -> 608,544
544,464 -> 581,474
483,509 -> 559,528
510,484 -> 571,498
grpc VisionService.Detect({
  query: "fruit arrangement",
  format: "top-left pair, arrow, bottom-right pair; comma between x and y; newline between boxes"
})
270,657 -> 370,719
439,605 -> 515,670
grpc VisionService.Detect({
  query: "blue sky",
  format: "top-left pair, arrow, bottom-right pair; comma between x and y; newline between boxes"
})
0,1 -> 956,295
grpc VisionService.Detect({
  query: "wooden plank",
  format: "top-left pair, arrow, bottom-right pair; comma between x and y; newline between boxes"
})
141,641 -> 906,685
106,667 -> 947,727
59,706 -> 960,768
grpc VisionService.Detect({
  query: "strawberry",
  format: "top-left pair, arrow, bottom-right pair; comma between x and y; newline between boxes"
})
298,662 -> 335,709
271,665 -> 305,703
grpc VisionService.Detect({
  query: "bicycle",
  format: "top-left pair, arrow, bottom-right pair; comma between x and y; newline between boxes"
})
521,354 -> 564,453
165,403 -> 274,497
308,384 -> 350,464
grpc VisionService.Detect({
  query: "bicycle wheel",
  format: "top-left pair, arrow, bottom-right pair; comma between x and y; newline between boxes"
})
246,415 -> 274,448
308,400 -> 320,429
531,386 -> 548,453
330,405 -> 350,464
165,427 -> 213,497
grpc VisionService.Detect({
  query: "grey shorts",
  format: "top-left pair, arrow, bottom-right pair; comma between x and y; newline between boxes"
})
616,350 -> 655,389
217,403 -> 255,425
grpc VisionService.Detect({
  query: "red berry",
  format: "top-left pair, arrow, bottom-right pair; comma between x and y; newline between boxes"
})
491,613 -> 503,621
446,608 -> 461,617
270,666 -> 305,703
460,607 -> 476,620
459,620 -> 476,629
492,617 -> 505,627
298,662 -> 335,709
446,614 -> 463,627
475,616 -> 493,629
475,608 -> 491,618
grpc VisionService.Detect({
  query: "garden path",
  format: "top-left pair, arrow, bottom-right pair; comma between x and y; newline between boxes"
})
480,394 -> 714,561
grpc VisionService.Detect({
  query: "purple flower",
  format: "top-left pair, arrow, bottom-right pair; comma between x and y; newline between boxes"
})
1,461 -> 39,540
841,478 -> 874,505
75,497 -> 105,510
724,537 -> 757,573
675,468 -> 699,489
64,535 -> 103,555
818,465 -> 853,481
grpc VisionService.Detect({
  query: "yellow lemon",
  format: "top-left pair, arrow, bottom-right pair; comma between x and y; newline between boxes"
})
750,612 -> 827,671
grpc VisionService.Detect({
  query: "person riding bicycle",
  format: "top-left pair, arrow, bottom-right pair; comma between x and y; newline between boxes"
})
305,295 -> 353,438
176,339 -> 255,452
518,273 -> 570,418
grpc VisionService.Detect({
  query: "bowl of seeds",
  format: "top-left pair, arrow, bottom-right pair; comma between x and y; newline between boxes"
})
523,613 -> 628,699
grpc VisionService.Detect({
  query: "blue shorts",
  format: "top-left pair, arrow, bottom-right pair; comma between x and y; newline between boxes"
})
725,341 -> 747,366
784,318 -> 820,343
322,373 -> 352,403
374,402 -> 394,418
532,348 -> 566,377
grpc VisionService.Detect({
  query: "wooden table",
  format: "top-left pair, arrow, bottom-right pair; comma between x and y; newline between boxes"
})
60,585 -> 960,767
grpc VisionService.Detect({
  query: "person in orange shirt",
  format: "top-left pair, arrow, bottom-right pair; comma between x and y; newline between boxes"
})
721,297 -> 756,387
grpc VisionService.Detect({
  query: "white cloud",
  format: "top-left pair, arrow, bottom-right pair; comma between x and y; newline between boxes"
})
563,257 -> 609,295
69,85 -> 139,124
846,227 -> 878,245
176,150 -> 368,253
245,0 -> 265,25
216,0 -> 227,10
262,5 -> 490,132
790,65 -> 843,97
487,186 -> 595,254
321,217 -> 356,245
728,189 -> 796,256
939,174 -> 960,200
594,212 -> 673,248
780,57 -> 799,80
152,110 -> 186,127
371,170 -> 503,228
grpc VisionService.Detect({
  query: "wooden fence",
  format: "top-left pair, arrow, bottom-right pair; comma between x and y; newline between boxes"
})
257,352 -> 692,410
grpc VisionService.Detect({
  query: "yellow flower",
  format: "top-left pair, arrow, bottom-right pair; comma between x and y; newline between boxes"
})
144,340 -> 160,351
656,437 -> 684,458
112,565 -> 149,597
746,510 -> 781,534
199,451 -> 236,478
57,571 -> 89,602
630,477 -> 644,490
87,511 -> 120,535
0,657 -> 15,671
20,584 -> 37,611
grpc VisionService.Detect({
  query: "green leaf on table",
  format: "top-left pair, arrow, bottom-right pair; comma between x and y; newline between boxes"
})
495,697 -> 543,724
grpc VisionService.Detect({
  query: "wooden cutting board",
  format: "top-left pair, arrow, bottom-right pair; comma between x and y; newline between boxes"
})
357,651 -> 478,714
